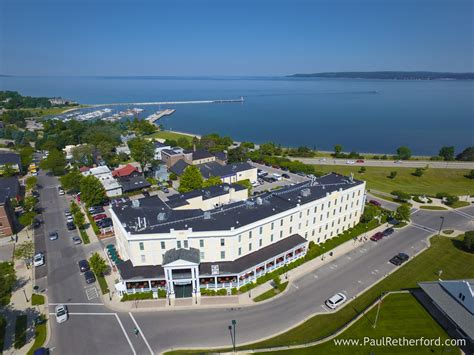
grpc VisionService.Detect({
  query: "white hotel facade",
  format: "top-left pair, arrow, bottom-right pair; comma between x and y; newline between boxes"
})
111,173 -> 366,299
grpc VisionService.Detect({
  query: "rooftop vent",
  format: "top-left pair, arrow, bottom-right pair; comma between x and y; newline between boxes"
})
256,197 -> 263,205
131,199 -> 140,208
245,200 -> 255,208
204,190 -> 211,197
349,172 -> 354,183
157,212 -> 167,222
300,188 -> 311,197
203,211 -> 211,220
223,185 -> 229,192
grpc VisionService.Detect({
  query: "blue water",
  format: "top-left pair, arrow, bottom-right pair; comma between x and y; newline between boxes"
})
1,76 -> 473,155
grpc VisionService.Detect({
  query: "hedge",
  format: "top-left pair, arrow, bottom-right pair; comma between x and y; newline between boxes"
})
201,288 -> 228,296
96,273 -> 109,294
79,228 -> 90,244
86,213 -> 100,235
14,314 -> 27,349
31,294 -> 45,305
121,289 -> 166,301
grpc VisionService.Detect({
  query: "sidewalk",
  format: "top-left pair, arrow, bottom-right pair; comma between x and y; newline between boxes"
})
99,222 -> 393,312
0,228 -> 47,355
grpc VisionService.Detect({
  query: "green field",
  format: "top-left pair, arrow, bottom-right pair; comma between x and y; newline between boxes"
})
279,293 -> 458,355
146,130 -> 196,143
253,282 -> 289,302
21,106 -> 81,117
166,236 -> 474,354
313,165 -> 474,196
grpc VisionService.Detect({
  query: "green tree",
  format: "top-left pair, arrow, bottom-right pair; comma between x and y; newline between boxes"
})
463,231 -> 474,253
18,211 -> 36,226
14,241 -> 34,263
227,147 -> 246,163
176,137 -> 192,150
444,195 -> 459,206
22,196 -> 37,212
89,252 -> 108,276
179,166 -> 203,193
361,205 -> 378,223
202,176 -> 223,188
0,262 -> 16,305
1,163 -> 16,177
358,166 -> 366,174
396,146 -> 412,160
456,146 -> 474,161
391,190 -> 411,202
25,176 -> 37,191
79,175 -> 106,207
73,211 -> 85,229
70,201 -> 81,215
128,138 -> 155,172
334,144 -> 343,157
466,170 -> 474,180
389,171 -> 397,179
240,141 -> 255,150
60,169 -> 84,192
439,146 -> 455,161
39,149 -> 67,175
71,144 -> 95,166
413,168 -> 424,177
395,204 -> 411,222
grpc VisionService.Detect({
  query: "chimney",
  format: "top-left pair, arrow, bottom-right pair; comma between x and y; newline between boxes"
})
193,143 -> 196,152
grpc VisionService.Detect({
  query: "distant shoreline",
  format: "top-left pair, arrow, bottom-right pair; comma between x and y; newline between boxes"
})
288,71 -> 474,80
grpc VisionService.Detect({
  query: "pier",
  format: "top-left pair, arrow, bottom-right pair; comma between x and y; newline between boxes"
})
146,109 -> 176,124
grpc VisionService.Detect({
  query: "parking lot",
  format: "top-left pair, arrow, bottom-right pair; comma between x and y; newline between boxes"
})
250,162 -> 310,193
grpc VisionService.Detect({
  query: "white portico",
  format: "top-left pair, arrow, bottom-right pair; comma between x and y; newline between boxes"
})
163,248 -> 201,299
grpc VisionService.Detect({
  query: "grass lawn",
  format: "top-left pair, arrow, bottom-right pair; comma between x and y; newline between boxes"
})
278,293 -> 459,355
146,130 -> 197,143
27,316 -> 47,355
22,106 -> 81,117
96,273 -> 109,295
450,201 -> 471,209
14,314 -> 27,349
31,294 -> 45,305
254,282 -> 289,302
79,228 -> 90,244
419,205 -> 448,211
166,236 -> 474,354
312,165 -> 474,196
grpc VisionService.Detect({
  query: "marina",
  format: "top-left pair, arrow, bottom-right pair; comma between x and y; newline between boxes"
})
146,109 -> 176,124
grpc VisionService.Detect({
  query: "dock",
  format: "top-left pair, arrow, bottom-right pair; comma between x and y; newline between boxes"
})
146,109 -> 176,124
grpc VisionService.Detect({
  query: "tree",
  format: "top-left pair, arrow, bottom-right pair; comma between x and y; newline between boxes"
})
128,138 -> 155,172
176,137 -> 192,150
391,190 -> 411,202
25,176 -> 37,191
467,170 -> 474,180
60,169 -> 84,192
395,204 -> 411,222
396,146 -> 412,160
334,144 -> 343,157
179,166 -> 203,193
444,195 -> 459,206
22,196 -> 38,212
79,175 -> 106,207
439,146 -> 455,161
456,146 -> 474,161
0,262 -> 16,306
389,171 -> 397,179
412,168 -> 424,177
1,163 -> 16,177
463,231 -> 474,253
73,211 -> 85,229
202,176 -> 222,188
240,141 -> 255,150
89,252 -> 108,276
39,149 -> 67,175
14,241 -> 34,262
358,166 -> 366,174
361,205 -> 378,223
72,144 -> 96,166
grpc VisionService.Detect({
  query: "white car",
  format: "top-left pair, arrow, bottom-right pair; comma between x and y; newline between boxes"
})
58,187 -> 65,195
325,292 -> 347,309
33,253 -> 44,267
346,160 -> 355,165
55,304 -> 68,323
66,216 -> 74,223
251,181 -> 260,188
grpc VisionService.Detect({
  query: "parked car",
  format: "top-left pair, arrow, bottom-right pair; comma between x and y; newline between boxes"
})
33,253 -> 45,267
78,259 -> 90,272
58,187 -> 65,195
325,292 -> 347,309
32,190 -> 40,198
84,270 -> 96,284
387,218 -> 400,225
48,231 -> 58,241
370,232 -> 384,242
97,217 -> 112,227
33,348 -> 50,355
66,221 -> 76,231
369,200 -> 381,207
88,206 -> 104,214
383,228 -> 395,237
33,219 -> 41,229
93,213 -> 107,221
282,173 -> 290,179
72,236 -> 82,245
66,215 -> 74,223
251,181 -> 259,188
161,186 -> 169,193
55,304 -> 68,324
389,253 -> 410,266
142,190 -> 150,197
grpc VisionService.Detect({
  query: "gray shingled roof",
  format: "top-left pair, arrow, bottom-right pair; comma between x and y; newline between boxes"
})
163,247 -> 200,265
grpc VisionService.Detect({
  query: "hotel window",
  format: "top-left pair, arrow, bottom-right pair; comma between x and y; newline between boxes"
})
331,221 -> 334,227
184,240 -> 188,249
139,242 -> 144,251
328,201 -> 331,207
141,255 -> 146,263
334,199 -> 337,205
321,203 -> 324,210
330,231 -> 333,237
317,238 -> 320,243
312,230 -> 315,236
333,210 -> 336,216
352,192 -> 355,198
327,212 -> 329,218
161,241 -> 165,249
306,220 -> 309,227
221,251 -> 225,259
289,227 -> 293,234
249,231 -> 252,239
325,224 -> 328,230
345,205 -> 348,211
259,239 -> 262,247
320,215 -> 323,221
319,226 -> 322,233
313,217 -> 316,224
314,206 -> 317,213
299,212 -> 302,218
305,232 -> 308,239
249,243 -> 252,251
280,219 -> 284,226
238,247 -> 242,256
200,239 -> 204,248
290,215 -> 293,222
259,226 -> 263,234
177,241 -> 181,249
220,238 -> 225,246
307,209 -> 309,216
271,222 -> 274,230
337,229 -> 339,234
238,235 -> 242,243
358,190 -> 361,196
339,207 -> 342,213
200,251 -> 205,260
298,223 -> 301,230
280,231 -> 283,239
270,234 -> 274,242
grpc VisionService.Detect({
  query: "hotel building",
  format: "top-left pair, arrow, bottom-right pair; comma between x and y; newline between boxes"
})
111,173 -> 366,299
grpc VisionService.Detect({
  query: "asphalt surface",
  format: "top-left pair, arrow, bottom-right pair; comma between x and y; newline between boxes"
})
291,157 -> 474,169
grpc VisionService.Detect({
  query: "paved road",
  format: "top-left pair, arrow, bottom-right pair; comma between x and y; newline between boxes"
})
366,193 -> 399,211
290,157 -> 474,170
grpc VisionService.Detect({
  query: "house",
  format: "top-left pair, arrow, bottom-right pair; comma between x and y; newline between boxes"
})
184,149 -> 216,165
111,173 -> 365,299
82,166 -> 122,197
214,151 -> 228,165
0,188 -> 17,236
170,161 -> 258,184
161,148 -> 186,168
0,151 -> 22,175
120,133 -> 136,144
116,145 -> 131,156
419,280 -> 474,346
112,164 -> 140,179
154,141 -> 171,161
119,176 -> 151,193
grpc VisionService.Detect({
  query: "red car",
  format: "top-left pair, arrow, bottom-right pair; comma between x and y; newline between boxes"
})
370,232 -> 384,242
356,159 -> 365,163
93,213 -> 107,221
369,200 -> 381,207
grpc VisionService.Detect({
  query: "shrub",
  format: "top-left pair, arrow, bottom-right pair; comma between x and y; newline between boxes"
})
412,168 -> 424,177
445,195 -> 459,206
463,231 -> 474,253
121,291 -> 154,301
388,171 -> 397,179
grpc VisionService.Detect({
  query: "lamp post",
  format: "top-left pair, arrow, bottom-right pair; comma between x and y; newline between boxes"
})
438,216 -> 445,237
228,319 -> 237,352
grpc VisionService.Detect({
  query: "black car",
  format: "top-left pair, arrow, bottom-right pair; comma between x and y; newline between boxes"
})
383,228 -> 394,237
66,221 -> 76,231
84,270 -> 96,284
282,173 -> 290,179
78,259 -> 90,272
33,219 -> 41,229
32,190 -> 40,198
389,253 -> 409,266
97,218 -> 112,228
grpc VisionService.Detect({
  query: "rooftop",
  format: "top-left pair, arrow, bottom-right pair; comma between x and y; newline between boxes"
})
112,164 -> 138,178
0,151 -> 21,166
111,173 -> 363,235
170,160 -> 255,178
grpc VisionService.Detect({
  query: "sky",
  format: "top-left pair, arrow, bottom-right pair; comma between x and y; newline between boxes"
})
0,0 -> 472,76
